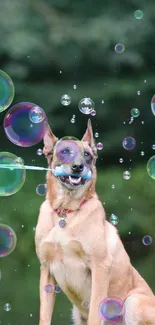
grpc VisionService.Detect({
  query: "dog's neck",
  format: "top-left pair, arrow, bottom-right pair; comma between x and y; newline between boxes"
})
45,171 -> 96,211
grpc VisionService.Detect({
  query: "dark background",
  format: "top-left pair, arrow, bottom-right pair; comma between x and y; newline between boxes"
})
0,0 -> 155,324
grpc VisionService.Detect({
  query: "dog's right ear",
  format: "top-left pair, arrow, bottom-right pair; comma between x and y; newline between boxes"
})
43,122 -> 58,156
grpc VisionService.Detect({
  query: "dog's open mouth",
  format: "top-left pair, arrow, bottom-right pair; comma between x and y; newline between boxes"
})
59,175 -> 87,186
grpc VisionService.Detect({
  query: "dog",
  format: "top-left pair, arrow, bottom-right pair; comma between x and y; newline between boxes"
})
35,119 -> 155,325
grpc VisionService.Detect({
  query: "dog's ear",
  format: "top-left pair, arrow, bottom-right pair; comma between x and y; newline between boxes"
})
43,122 -> 58,156
81,119 -> 97,156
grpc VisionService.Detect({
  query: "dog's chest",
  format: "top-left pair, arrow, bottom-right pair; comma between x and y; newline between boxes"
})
43,225 -> 91,305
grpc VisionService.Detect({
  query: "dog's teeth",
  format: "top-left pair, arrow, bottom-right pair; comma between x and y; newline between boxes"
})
69,176 -> 81,184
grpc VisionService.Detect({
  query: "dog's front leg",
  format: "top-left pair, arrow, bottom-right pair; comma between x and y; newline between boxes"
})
87,258 -> 111,325
39,264 -> 56,325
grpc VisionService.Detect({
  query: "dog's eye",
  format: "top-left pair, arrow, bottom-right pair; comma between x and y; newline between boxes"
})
84,151 -> 90,157
61,148 -> 70,154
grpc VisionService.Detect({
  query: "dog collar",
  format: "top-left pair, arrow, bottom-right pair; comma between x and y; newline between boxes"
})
54,198 -> 88,216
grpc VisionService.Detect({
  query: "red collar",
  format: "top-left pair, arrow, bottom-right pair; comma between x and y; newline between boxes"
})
54,198 -> 88,216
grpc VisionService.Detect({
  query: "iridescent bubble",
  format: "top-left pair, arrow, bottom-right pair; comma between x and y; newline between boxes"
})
97,142 -> 103,150
4,303 -> 11,311
131,108 -> 140,118
91,110 -> 96,116
151,95 -> 155,116
37,149 -> 43,156
29,106 -> 44,123
82,301 -> 89,308
55,284 -> 62,293
109,214 -> 119,226
152,144 -> 155,150
78,97 -> 95,115
73,85 -> 77,89
134,10 -> 144,19
36,184 -> 47,196
142,235 -> 152,246
146,156 -> 155,179
137,90 -> 141,95
99,297 -> 125,322
0,224 -> 17,257
0,70 -> 15,113
123,171 -> 131,180
114,43 -> 125,54
71,118 -> 75,123
54,137 -> 84,165
3,102 -> 48,147
122,137 -> 136,150
140,151 -> 145,156
119,158 -> 123,163
95,132 -> 99,138
0,152 -> 26,196
45,284 -> 53,293
61,94 -> 71,106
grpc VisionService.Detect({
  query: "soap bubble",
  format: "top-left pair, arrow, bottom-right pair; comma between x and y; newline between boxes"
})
131,108 -> 140,118
61,94 -> 71,106
97,142 -> 103,150
114,43 -> 125,54
151,95 -> 155,116
78,97 -> 95,115
142,235 -> 152,246
0,152 -> 26,196
37,149 -> 43,156
123,171 -> 131,180
29,106 -> 45,123
4,303 -> 11,311
3,102 -> 48,147
147,156 -> 155,180
0,70 -> 15,113
109,214 -> 119,226
54,284 -> 62,293
0,224 -> 17,257
54,137 -> 84,165
45,284 -> 53,293
134,10 -> 144,19
99,297 -> 125,322
36,184 -> 47,196
122,137 -> 136,150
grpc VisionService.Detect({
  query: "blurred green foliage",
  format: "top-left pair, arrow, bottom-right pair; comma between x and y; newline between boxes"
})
0,0 -> 155,324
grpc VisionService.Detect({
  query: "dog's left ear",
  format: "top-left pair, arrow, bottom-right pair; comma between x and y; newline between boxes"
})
43,122 -> 58,156
81,119 -> 97,156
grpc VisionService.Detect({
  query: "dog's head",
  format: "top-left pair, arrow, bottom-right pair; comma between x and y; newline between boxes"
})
43,119 -> 98,193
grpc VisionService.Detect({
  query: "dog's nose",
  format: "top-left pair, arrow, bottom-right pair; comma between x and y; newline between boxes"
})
71,164 -> 84,173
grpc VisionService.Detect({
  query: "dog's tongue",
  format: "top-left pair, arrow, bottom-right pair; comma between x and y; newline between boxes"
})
53,166 -> 92,179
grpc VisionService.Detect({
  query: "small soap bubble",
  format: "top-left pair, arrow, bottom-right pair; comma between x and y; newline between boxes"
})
134,10 -> 144,19
78,97 -> 95,115
123,171 -> 131,180
152,144 -> 155,150
142,235 -> 152,246
111,184 -> 115,189
70,118 -> 75,123
147,156 -> 155,179
45,284 -> 53,293
4,102 -> 48,147
4,303 -> 11,311
140,151 -> 145,156
122,137 -> 136,151
131,108 -> 140,118
37,149 -> 43,156
82,301 -> 89,308
114,43 -> 125,54
36,184 -> 47,196
101,100 -> 104,104
29,106 -> 44,124
151,94 -> 155,116
94,132 -> 99,138
73,85 -> 77,89
0,152 -> 26,196
61,94 -> 71,106
55,284 -> 62,293
99,297 -> 125,322
141,121 -> 144,124
119,158 -> 123,163
97,142 -> 103,150
109,214 -> 119,226
30,314 -> 33,317
91,110 -> 96,116
0,70 -> 15,113
144,80 -> 147,83
137,90 -> 141,95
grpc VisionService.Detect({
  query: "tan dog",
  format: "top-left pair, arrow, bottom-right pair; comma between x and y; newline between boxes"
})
35,119 -> 155,325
